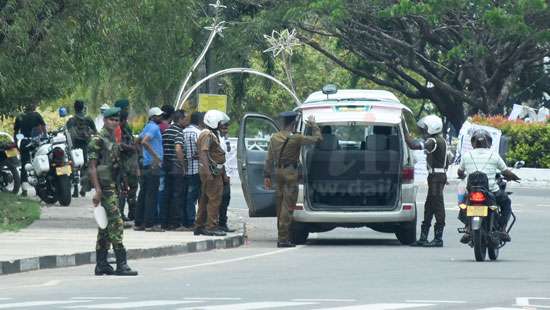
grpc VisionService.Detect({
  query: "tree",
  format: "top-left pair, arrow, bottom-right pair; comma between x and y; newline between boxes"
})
243,0 -> 550,129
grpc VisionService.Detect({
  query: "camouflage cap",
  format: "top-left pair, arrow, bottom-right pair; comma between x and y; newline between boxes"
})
103,107 -> 121,118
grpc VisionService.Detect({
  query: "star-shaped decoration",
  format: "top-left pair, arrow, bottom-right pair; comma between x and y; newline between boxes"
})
263,29 -> 301,58
209,0 -> 227,11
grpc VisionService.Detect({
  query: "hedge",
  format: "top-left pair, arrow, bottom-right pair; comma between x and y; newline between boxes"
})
471,115 -> 550,168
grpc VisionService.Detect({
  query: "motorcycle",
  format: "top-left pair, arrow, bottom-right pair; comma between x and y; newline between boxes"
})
17,127 -> 84,206
0,132 -> 21,194
458,161 -> 524,262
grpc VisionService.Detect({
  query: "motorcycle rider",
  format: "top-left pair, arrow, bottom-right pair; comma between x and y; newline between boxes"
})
405,115 -> 448,247
13,102 -> 47,197
457,129 -> 520,243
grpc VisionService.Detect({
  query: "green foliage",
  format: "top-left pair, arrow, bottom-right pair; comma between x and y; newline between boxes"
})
0,193 -> 41,232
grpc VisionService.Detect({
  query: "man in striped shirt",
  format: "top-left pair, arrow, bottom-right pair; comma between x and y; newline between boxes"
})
161,110 -> 188,230
181,112 -> 205,228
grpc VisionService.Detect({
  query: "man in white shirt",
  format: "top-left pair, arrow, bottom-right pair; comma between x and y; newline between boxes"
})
458,130 -> 520,242
218,122 -> 235,232
181,112 -> 205,228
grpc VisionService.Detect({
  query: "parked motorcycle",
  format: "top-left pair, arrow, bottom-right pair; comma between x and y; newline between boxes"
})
458,161 -> 524,261
0,132 -> 21,194
17,127 -> 84,206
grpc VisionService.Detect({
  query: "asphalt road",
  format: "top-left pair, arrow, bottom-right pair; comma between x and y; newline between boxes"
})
1,182 -> 549,310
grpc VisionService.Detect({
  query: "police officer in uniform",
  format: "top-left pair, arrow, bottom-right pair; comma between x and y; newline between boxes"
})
89,107 -> 138,276
406,115 -> 447,247
264,112 -> 322,248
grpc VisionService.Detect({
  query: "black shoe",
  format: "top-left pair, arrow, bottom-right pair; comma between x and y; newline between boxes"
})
499,230 -> 511,242
133,226 -> 145,231
114,247 -> 138,276
80,188 -> 86,197
460,233 -> 471,244
277,241 -> 296,248
94,249 -> 115,276
145,225 -> 165,232
219,225 -> 236,233
410,225 -> 430,247
425,226 -> 444,247
194,227 -> 206,236
204,229 -> 227,236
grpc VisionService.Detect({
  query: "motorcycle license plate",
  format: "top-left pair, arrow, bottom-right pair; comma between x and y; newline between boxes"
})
467,205 -> 488,217
5,148 -> 18,158
55,165 -> 72,176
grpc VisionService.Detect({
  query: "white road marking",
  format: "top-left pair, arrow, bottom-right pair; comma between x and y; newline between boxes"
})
0,300 -> 90,309
475,308 -> 520,310
72,298 -> 129,300
0,299 -> 10,301
312,303 -> 434,310
177,301 -> 316,310
536,204 -> 550,207
65,300 -> 200,309
19,280 -> 61,289
516,297 -> 550,308
406,300 -> 466,304
184,298 -> 243,301
165,247 -> 301,271
293,299 -> 356,302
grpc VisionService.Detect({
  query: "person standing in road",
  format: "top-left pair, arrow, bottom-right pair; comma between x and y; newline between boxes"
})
181,112 -> 205,229
13,102 -> 47,197
161,110 -> 189,230
114,99 -> 140,223
406,115 -> 448,247
218,122 -> 235,233
66,100 -> 97,197
264,112 -> 322,248
135,107 -> 164,232
194,110 -> 229,236
88,107 -> 137,276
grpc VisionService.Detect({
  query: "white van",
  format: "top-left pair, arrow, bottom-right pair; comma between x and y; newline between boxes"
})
237,88 -> 418,245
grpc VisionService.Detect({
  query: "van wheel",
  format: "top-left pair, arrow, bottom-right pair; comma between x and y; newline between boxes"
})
396,221 -> 417,245
290,223 -> 309,245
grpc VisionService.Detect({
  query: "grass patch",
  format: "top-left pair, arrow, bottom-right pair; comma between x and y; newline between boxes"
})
0,192 -> 41,232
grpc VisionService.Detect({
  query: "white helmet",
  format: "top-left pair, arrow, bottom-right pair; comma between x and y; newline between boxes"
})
203,110 -> 230,129
417,115 -> 443,135
100,104 -> 110,112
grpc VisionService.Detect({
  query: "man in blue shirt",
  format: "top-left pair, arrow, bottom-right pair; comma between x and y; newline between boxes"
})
135,107 -> 164,232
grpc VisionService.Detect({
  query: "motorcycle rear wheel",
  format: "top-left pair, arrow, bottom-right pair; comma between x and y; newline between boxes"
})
473,229 -> 487,262
56,175 -> 72,206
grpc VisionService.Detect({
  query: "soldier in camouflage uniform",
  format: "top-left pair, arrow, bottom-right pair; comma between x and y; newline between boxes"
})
89,107 -> 138,276
114,99 -> 140,222
264,112 -> 321,248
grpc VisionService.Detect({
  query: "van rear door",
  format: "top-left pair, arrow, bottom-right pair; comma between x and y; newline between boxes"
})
237,113 -> 279,217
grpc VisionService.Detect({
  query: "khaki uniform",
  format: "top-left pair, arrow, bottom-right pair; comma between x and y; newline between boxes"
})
88,128 -> 125,251
195,130 -> 226,230
423,135 -> 447,231
264,126 -> 321,242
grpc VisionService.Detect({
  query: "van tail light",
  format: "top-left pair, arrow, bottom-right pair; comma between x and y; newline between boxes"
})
402,166 -> 414,183
469,192 -> 486,204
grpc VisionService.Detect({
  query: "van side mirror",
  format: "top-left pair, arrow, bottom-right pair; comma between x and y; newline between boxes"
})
513,161 -> 525,169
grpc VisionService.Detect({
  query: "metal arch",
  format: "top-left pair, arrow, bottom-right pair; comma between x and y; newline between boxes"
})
175,68 -> 302,110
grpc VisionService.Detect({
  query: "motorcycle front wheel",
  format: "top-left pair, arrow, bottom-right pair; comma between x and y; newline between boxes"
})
473,229 -> 487,262
0,161 -> 21,194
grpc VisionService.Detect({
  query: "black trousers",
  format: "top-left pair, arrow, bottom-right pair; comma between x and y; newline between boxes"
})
422,173 -> 447,229
162,165 -> 187,228
219,182 -> 231,226
135,166 -> 160,228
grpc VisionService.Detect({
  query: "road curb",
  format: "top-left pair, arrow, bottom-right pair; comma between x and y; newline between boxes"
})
0,230 -> 245,276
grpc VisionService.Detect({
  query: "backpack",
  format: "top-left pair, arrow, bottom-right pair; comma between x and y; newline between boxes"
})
69,116 -> 93,143
466,152 -> 491,192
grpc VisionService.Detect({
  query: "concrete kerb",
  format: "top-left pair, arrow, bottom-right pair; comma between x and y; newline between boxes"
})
0,229 -> 246,276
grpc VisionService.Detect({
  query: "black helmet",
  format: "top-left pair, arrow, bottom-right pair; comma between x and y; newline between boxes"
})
471,129 -> 492,148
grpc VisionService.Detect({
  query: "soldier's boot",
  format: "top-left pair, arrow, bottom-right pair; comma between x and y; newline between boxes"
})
94,249 -> 115,276
410,224 -> 430,247
114,247 -> 138,276
425,226 -> 444,247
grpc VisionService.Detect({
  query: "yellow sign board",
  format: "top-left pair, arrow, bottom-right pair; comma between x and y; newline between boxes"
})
198,94 -> 227,113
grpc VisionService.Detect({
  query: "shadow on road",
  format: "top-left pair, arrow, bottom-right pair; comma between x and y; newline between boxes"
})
306,238 -> 402,246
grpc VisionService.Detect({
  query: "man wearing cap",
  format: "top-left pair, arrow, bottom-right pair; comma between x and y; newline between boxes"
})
88,107 -> 137,276
114,100 -> 140,223
135,107 -> 164,232
264,112 -> 321,247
